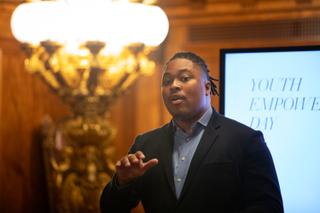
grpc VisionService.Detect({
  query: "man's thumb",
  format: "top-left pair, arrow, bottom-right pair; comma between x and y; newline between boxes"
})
142,158 -> 159,171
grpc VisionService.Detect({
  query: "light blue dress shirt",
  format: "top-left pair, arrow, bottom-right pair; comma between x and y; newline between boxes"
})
172,107 -> 213,199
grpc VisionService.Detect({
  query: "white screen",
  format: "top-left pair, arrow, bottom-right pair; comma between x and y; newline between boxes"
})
222,48 -> 320,213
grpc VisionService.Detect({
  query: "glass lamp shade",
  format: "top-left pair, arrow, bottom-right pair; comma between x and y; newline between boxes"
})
10,1 -> 169,47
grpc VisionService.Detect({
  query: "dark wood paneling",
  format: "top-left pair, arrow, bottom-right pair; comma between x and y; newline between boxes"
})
1,3 -> 70,213
0,41 -> 68,212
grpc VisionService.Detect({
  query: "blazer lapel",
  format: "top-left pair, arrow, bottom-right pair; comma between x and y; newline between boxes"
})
159,122 -> 177,198
178,110 -> 221,201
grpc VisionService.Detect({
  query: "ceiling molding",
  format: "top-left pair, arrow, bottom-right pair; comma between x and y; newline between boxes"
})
161,0 -> 320,19
188,17 -> 320,42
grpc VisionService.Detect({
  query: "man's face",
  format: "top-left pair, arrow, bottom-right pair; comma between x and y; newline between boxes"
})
161,58 -> 211,121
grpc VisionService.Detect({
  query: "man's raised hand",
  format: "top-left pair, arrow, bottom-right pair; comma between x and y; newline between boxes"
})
115,151 -> 158,186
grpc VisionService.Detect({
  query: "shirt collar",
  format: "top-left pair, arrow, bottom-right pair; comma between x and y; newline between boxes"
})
198,107 -> 212,127
172,107 -> 213,131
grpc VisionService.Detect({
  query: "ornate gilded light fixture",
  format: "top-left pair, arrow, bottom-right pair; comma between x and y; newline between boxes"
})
11,0 -> 168,212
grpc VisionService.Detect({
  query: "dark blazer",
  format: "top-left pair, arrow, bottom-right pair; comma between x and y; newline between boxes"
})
100,109 -> 283,213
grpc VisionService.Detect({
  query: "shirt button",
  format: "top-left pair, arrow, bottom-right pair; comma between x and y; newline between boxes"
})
177,178 -> 182,182
181,156 -> 186,161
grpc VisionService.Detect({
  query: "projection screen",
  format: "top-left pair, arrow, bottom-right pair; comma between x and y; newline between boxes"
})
220,46 -> 320,213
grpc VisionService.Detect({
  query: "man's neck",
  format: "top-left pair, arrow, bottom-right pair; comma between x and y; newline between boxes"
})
174,107 -> 210,134
174,119 -> 195,135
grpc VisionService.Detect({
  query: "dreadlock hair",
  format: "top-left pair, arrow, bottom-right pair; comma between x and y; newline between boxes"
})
165,51 -> 219,96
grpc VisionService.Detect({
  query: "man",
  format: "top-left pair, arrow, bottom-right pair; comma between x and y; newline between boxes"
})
100,52 -> 283,213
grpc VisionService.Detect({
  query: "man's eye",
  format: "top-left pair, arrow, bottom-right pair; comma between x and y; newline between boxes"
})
162,76 -> 172,86
180,76 -> 191,82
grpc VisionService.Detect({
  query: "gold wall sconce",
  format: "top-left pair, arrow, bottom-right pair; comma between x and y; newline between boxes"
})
11,0 -> 169,212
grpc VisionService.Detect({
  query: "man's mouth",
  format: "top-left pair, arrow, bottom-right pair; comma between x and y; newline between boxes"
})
170,95 -> 185,105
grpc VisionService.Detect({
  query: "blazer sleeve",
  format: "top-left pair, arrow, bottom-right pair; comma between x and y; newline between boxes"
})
100,175 -> 140,213
100,137 -> 142,213
239,131 -> 284,213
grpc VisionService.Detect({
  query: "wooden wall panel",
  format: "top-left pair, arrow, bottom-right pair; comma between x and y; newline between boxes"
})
0,47 -> 3,213
0,39 -> 71,212
0,3 -> 70,213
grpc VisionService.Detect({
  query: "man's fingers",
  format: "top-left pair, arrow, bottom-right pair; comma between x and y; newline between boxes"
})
128,154 -> 139,164
116,152 -> 145,169
135,151 -> 145,160
116,153 -> 158,174
120,156 -> 130,167
142,158 -> 159,171
116,160 -> 121,167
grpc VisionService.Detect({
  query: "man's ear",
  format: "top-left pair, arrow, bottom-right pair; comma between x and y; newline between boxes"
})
205,80 -> 211,96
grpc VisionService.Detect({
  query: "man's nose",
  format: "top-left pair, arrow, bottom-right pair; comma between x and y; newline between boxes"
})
170,79 -> 181,90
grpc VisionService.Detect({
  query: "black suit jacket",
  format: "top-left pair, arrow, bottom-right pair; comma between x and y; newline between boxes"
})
100,110 -> 283,213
